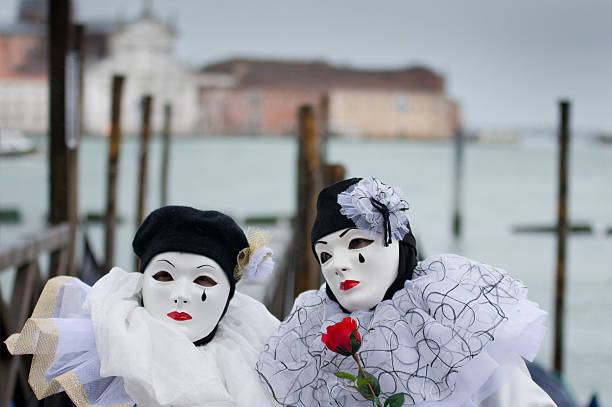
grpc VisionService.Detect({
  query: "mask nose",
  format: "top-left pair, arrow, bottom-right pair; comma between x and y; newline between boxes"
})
333,250 -> 352,277
170,279 -> 191,307
171,295 -> 189,305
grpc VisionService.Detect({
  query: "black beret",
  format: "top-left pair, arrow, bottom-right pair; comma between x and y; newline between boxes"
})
132,206 -> 248,285
310,178 -> 361,253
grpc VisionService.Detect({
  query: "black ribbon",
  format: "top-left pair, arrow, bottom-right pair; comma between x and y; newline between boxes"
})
369,197 -> 392,246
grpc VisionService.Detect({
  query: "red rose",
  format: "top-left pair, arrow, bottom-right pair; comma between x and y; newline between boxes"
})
321,317 -> 361,356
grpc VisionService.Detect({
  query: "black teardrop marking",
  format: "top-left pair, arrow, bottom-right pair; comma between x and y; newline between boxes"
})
201,290 -> 207,302
359,253 -> 365,263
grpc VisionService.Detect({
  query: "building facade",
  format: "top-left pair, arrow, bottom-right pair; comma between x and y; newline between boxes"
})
328,89 -> 459,139
83,12 -> 203,135
1,0 -> 460,139
0,0 -> 116,133
199,59 -> 460,139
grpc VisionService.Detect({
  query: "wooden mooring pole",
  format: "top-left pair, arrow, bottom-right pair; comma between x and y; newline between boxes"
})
293,105 -> 323,298
160,103 -> 172,206
452,127 -> 464,238
135,95 -> 153,272
103,75 -> 125,273
48,0 -> 77,278
553,100 -> 571,376
325,164 -> 345,187
319,93 -> 346,187
66,22 -> 84,276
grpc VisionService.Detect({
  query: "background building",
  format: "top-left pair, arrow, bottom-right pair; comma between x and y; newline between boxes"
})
199,59 -> 460,139
0,0 -> 116,132
83,9 -> 204,135
0,0 -> 48,132
0,0 -> 460,139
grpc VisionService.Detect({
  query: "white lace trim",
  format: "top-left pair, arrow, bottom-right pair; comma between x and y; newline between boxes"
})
337,177 -> 410,242
242,246 -> 274,281
257,254 -> 548,407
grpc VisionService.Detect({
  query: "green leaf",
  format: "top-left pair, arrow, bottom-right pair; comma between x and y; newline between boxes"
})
356,370 -> 381,399
334,371 -> 356,382
356,377 -> 372,387
349,329 -> 361,354
383,393 -> 405,407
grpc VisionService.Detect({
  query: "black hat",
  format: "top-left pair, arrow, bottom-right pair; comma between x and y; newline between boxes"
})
133,206 -> 247,281
310,178 -> 418,308
132,206 -> 248,344
310,178 -> 361,252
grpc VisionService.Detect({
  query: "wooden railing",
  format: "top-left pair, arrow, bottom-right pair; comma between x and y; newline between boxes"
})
0,223 -> 71,407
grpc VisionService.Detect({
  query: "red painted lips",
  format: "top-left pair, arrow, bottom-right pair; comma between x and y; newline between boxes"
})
167,311 -> 192,321
340,280 -> 360,291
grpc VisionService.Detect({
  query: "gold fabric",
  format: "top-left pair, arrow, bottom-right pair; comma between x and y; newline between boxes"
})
4,276 -> 132,407
234,228 -> 272,279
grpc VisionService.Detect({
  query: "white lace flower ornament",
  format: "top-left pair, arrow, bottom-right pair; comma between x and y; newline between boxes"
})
337,177 -> 410,245
234,228 -> 274,281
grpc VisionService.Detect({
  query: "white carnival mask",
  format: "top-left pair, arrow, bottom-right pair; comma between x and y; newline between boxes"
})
314,227 -> 399,312
142,252 -> 231,342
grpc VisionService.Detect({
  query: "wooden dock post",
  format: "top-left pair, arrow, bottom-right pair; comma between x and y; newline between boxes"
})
48,0 -> 77,278
72,23 -> 85,144
324,164 -> 345,187
319,93 -> 346,187
160,103 -> 172,206
66,22 -> 84,276
135,95 -> 153,271
103,75 -> 125,273
553,100 -> 571,376
318,94 -> 330,161
452,127 -> 464,238
293,105 -> 323,297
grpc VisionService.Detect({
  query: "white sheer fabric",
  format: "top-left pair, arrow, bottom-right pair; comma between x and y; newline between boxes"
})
7,268 -> 279,407
337,177 -> 411,242
5,276 -> 133,406
86,267 -> 280,407
257,254 -> 550,407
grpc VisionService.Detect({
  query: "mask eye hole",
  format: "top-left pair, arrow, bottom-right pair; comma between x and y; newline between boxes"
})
348,238 -> 373,249
194,276 -> 217,287
320,252 -> 332,264
152,271 -> 173,282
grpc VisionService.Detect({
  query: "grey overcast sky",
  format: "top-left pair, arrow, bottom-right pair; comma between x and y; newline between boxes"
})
1,0 -> 611,132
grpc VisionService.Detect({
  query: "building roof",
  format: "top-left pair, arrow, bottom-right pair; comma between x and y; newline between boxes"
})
18,0 -> 47,24
0,21 -> 45,36
202,58 -> 445,92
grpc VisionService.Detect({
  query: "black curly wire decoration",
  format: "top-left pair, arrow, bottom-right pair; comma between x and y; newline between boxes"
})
256,255 -> 527,406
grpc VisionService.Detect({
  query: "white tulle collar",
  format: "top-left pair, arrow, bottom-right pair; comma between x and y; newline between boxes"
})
87,268 -> 278,407
257,254 -> 548,407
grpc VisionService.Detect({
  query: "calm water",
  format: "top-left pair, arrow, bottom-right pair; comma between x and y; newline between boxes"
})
1,134 -> 611,405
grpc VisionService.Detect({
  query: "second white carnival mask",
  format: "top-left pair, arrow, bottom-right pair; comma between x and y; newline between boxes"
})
314,227 -> 399,312
142,251 -> 231,342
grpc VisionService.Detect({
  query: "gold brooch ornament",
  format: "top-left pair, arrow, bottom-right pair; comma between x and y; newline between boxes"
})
234,228 -> 274,281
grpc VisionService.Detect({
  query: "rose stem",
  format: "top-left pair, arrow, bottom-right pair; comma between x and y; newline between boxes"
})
352,353 -> 377,401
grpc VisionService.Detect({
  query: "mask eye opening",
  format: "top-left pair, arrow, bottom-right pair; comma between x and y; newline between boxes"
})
320,252 -> 332,264
194,275 -> 217,287
152,271 -> 173,282
348,238 -> 374,250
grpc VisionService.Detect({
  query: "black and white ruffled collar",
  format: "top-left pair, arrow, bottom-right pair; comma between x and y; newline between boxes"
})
257,254 -> 548,407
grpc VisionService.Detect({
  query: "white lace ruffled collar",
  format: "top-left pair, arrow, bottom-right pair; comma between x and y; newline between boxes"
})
86,268 -> 279,407
257,254 -> 548,407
